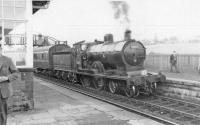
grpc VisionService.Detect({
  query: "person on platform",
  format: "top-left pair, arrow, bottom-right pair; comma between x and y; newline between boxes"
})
37,34 -> 44,46
0,45 -> 18,125
198,57 -> 200,74
170,51 -> 179,73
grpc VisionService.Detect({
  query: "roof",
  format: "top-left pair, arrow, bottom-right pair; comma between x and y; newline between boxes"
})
33,0 -> 50,14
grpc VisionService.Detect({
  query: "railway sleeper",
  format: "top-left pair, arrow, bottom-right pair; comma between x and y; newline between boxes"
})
61,71 -> 200,122
190,119 -> 200,125
175,115 -> 195,122
36,73 -> 200,125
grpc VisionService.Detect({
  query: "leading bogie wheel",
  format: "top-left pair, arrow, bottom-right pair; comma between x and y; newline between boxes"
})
80,77 -> 91,88
57,71 -> 62,79
61,72 -> 68,81
108,80 -> 118,94
68,72 -> 76,83
55,71 -> 60,79
148,82 -> 157,95
124,86 -> 139,98
93,77 -> 104,90
42,70 -> 46,75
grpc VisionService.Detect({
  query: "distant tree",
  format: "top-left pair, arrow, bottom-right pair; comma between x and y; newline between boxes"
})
162,37 -> 169,43
169,36 -> 179,43
153,34 -> 159,44
141,39 -> 152,45
189,39 -> 200,43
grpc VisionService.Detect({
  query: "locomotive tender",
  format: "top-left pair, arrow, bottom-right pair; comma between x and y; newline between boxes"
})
34,30 -> 166,97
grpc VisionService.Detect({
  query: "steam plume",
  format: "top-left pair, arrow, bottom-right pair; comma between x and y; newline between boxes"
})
110,1 -> 130,29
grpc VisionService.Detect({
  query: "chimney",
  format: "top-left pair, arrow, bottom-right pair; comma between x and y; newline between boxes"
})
104,34 -> 113,43
124,29 -> 131,41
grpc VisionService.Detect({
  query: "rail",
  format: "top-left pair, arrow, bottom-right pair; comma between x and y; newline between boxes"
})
35,73 -> 200,125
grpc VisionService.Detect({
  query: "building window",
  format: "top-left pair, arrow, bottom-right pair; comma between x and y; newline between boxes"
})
0,0 -> 31,67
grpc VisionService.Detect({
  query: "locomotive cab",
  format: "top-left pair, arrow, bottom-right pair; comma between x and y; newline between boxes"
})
73,41 -> 85,70
73,41 -> 93,70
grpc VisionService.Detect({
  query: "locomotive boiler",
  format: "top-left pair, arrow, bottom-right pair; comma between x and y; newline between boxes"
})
73,30 -> 165,96
85,30 -> 147,76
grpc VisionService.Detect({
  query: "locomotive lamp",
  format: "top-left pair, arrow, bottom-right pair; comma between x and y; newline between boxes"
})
141,70 -> 147,76
133,58 -> 137,63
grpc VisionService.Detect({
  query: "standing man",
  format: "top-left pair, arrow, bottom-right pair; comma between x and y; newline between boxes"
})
37,34 -> 44,46
170,51 -> 179,73
0,45 -> 18,125
198,57 -> 200,74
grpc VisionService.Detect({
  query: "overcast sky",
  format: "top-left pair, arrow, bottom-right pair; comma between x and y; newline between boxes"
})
130,0 -> 200,40
10,0 -> 200,45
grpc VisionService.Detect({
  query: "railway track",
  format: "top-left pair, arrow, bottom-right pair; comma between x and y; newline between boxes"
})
35,74 -> 200,125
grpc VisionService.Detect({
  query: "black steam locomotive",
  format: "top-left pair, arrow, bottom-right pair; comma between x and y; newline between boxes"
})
34,30 -> 166,97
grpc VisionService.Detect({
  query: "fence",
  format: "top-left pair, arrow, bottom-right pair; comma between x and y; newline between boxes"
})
144,54 -> 200,73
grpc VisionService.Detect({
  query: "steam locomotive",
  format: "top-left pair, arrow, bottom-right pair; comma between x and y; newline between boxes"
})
34,30 -> 166,97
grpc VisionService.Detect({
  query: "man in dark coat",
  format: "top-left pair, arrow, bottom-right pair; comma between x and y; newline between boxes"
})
170,51 -> 179,73
0,45 -> 18,125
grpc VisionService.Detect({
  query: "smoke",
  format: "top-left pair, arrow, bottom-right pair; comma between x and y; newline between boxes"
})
110,1 -> 130,29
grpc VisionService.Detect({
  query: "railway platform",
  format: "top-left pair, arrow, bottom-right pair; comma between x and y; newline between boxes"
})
150,69 -> 200,82
7,78 -> 163,125
150,69 -> 200,104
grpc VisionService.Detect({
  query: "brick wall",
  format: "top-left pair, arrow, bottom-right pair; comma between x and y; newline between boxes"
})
8,68 -> 34,113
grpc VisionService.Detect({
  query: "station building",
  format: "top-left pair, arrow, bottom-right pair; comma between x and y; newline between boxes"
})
0,0 -> 50,111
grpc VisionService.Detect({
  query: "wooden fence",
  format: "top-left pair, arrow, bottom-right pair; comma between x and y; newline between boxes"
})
144,54 -> 200,73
